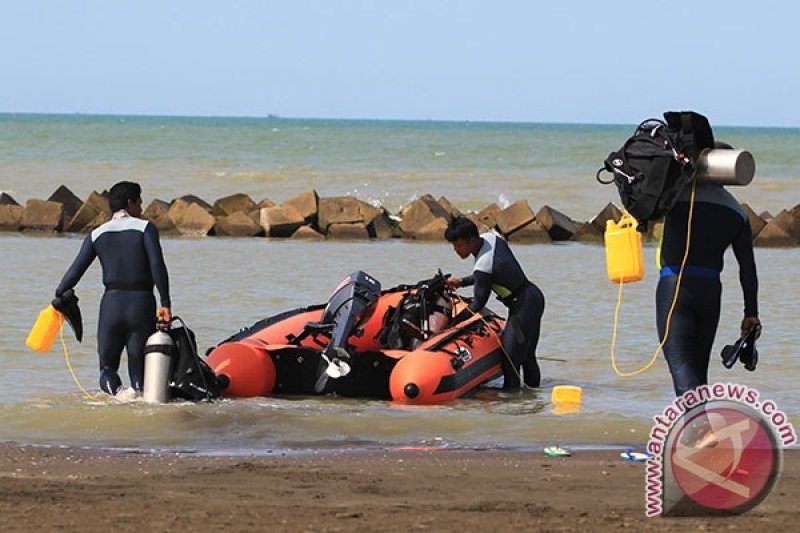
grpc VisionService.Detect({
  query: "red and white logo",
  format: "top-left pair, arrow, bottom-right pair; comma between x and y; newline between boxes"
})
668,402 -> 781,513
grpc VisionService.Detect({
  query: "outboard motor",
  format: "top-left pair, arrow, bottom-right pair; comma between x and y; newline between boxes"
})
316,271 -> 381,385
143,328 -> 174,404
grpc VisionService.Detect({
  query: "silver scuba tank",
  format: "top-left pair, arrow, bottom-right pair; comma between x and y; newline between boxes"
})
143,329 -> 173,403
694,149 -> 755,186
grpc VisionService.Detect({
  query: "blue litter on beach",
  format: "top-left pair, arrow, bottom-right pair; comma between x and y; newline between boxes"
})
619,449 -> 651,462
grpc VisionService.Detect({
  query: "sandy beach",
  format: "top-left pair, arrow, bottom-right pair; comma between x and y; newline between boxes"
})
0,443 -> 796,532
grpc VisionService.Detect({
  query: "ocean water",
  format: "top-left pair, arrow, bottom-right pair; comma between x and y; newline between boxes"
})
2,114 -> 799,218
0,114 -> 797,454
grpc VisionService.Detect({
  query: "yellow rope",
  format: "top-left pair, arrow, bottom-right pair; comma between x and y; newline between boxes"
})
59,327 -> 100,400
610,180 -> 697,377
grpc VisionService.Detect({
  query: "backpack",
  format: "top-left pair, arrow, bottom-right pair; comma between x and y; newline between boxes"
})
596,111 -> 715,229
168,317 -> 221,401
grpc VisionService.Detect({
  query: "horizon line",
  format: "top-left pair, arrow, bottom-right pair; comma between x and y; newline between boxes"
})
0,110 -> 796,130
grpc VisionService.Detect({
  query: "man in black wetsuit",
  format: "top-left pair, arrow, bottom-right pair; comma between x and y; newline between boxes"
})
445,216 -> 545,389
55,182 -> 171,395
657,181 -> 760,396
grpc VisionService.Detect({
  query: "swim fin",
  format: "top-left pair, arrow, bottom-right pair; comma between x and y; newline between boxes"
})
720,324 -> 759,371
738,325 -> 759,372
52,289 -> 83,342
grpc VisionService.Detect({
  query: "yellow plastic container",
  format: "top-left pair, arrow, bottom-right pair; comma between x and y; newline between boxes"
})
26,304 -> 64,352
551,385 -> 582,415
604,213 -> 644,284
552,385 -> 583,405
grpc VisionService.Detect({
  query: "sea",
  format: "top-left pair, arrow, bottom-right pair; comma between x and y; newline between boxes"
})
1,113 -> 798,455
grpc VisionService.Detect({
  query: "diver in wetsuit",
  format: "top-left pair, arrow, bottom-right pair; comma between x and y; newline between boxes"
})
55,182 -> 171,394
657,182 -> 760,396
445,216 -> 545,389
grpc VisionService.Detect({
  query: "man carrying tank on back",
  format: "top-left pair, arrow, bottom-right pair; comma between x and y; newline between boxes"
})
444,215 -> 545,389
657,152 -> 761,397
55,181 -> 171,394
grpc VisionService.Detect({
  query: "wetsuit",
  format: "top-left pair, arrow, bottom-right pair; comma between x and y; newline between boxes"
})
56,211 -> 170,393
657,184 -> 758,396
460,232 -> 545,388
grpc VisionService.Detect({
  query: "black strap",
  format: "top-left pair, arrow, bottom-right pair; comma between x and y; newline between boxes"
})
144,344 -> 173,355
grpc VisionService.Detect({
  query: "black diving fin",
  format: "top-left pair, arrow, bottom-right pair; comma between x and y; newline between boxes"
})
720,324 -> 759,372
52,289 -> 83,342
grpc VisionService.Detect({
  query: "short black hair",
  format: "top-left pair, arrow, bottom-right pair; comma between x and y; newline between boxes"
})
108,181 -> 142,212
444,215 -> 479,242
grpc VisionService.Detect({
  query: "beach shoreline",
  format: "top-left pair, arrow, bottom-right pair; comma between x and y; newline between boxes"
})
1,443 -> 796,532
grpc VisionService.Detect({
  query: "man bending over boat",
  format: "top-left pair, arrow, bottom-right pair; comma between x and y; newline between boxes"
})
444,216 -> 545,389
55,181 -> 171,394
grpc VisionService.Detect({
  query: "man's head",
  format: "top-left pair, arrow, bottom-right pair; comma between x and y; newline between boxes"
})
445,216 -> 481,259
108,181 -> 143,217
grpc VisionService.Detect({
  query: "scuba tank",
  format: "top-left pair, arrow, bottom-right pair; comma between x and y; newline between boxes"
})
26,304 -> 65,352
695,148 -> 755,186
143,328 -> 174,403
604,213 -> 644,284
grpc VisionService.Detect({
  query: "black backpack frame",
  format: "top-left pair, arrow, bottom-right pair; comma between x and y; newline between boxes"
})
597,111 -> 715,230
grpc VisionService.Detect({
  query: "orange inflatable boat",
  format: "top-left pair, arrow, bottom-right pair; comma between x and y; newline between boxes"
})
206,271 -> 506,404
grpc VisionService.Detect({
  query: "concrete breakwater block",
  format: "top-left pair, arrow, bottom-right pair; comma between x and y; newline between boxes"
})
291,225 -> 325,240
214,211 -> 263,237
740,203 -> 767,239
318,196 -> 381,234
477,203 -> 501,231
437,196 -> 461,219
589,203 -> 622,233
496,199 -> 536,237
211,193 -> 257,218
753,208 -> 800,247
260,205 -> 305,237
21,199 -> 64,232
399,194 -> 450,239
47,185 -> 83,229
168,199 -> 215,237
327,222 -> 371,240
65,203 -> 99,233
0,192 -> 19,205
0,204 -> 24,231
507,220 -> 551,244
537,205 -> 577,241
142,199 -> 178,235
282,190 -> 319,226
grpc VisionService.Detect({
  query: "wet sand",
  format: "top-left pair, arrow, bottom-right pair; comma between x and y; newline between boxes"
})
0,444 -> 797,532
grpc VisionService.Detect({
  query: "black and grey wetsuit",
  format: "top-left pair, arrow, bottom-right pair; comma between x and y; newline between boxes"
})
56,211 -> 170,393
461,232 -> 545,388
657,184 -> 758,396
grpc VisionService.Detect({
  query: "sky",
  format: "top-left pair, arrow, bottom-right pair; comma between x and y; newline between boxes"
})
1,0 -> 798,127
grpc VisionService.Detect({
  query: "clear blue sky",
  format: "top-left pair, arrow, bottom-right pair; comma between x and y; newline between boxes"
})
1,0 -> 797,126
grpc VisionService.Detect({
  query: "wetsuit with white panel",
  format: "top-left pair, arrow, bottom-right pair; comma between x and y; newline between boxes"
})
56,211 -> 171,393
460,232 -> 545,388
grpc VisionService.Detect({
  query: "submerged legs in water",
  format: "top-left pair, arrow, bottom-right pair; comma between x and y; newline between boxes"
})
501,285 -> 545,389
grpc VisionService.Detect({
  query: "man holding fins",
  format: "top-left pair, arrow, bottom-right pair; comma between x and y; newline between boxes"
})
657,143 -> 761,398
444,215 -> 545,389
55,181 -> 171,395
